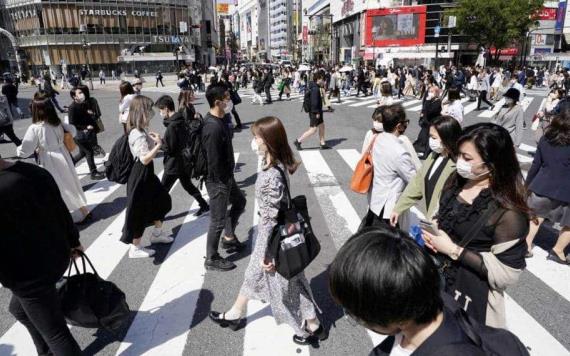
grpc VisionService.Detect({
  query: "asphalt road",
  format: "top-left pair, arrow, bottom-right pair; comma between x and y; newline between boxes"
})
0,80 -> 568,356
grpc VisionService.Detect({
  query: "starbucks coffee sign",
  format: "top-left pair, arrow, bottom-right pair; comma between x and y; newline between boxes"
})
79,9 -> 157,17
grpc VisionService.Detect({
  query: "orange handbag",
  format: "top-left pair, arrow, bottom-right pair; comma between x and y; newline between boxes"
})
350,134 -> 378,194
63,131 -> 77,152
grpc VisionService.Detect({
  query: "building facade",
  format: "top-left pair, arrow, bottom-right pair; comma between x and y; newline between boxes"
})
0,0 -> 206,75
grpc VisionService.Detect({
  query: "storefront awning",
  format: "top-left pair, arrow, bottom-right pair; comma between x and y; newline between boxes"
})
117,52 -> 195,62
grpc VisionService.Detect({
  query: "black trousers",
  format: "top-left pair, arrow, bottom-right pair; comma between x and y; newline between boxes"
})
74,138 -> 97,173
477,90 -> 493,109
161,172 -> 208,208
264,86 -> 272,103
356,82 -> 367,96
156,78 -> 164,87
231,107 -> 242,126
8,284 -> 82,356
0,124 -> 22,146
205,178 -> 246,259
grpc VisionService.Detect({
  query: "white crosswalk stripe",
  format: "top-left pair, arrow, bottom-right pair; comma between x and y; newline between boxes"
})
0,146 -> 567,356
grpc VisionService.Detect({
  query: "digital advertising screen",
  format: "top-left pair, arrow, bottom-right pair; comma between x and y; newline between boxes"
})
365,6 -> 427,47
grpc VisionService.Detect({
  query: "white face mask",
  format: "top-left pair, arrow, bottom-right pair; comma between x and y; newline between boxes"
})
504,97 -> 514,105
373,121 -> 384,132
456,158 -> 489,180
224,100 -> 234,114
428,138 -> 443,154
76,93 -> 85,103
251,138 -> 265,156
426,93 -> 434,100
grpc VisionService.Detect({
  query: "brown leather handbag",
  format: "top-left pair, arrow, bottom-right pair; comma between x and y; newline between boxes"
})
350,134 -> 378,194
63,131 -> 77,152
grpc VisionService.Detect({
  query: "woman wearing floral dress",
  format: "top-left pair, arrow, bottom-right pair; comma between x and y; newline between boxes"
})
209,116 -> 327,346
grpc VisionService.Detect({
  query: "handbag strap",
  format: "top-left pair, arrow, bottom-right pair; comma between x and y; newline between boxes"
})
274,165 -> 293,210
66,251 -> 100,277
366,133 -> 379,155
457,202 -> 498,248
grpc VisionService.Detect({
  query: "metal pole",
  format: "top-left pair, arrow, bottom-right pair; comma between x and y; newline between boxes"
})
435,35 -> 440,69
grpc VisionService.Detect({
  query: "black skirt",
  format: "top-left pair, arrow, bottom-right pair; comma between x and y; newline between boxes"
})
121,160 -> 172,244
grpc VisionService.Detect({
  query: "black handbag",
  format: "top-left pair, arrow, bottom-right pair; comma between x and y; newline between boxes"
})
57,251 -> 130,333
230,89 -> 242,105
266,166 -> 321,280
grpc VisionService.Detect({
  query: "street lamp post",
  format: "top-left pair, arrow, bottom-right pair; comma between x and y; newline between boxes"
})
79,24 -> 94,90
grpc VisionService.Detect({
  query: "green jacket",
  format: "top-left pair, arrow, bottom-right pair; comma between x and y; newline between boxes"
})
393,153 -> 456,220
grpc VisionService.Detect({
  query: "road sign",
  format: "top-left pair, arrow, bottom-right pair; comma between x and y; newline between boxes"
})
179,21 -> 187,34
434,25 -> 441,38
448,16 -> 456,28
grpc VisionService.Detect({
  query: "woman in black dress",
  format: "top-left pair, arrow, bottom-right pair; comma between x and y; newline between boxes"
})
421,123 -> 530,328
121,95 -> 173,258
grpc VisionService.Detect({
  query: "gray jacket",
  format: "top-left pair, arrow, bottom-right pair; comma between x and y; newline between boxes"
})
492,104 -> 524,146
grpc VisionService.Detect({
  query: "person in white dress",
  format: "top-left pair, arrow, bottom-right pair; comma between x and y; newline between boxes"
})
119,81 -> 136,133
16,92 -> 91,223
441,86 -> 464,124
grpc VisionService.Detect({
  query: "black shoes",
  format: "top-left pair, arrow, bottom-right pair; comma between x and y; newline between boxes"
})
90,171 -> 105,180
209,311 -> 243,331
194,205 -> 210,217
292,324 -> 329,346
547,249 -> 569,265
77,212 -> 93,225
204,255 -> 236,271
234,124 -> 243,131
320,144 -> 331,150
294,140 -> 303,150
221,236 -> 245,251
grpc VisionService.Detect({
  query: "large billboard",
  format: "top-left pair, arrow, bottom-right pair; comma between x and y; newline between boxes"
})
364,6 -> 427,47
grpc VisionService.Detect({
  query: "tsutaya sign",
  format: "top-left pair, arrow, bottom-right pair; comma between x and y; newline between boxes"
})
79,9 -> 158,17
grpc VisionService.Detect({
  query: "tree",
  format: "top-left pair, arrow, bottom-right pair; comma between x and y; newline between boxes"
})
447,0 -> 544,63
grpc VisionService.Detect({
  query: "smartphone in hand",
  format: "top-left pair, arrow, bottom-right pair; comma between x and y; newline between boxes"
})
419,219 -> 440,236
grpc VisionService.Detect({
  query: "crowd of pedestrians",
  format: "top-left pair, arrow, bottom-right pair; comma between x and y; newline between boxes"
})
1,59 -> 569,356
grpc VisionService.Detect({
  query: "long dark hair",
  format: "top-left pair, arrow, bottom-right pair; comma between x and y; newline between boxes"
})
430,116 -> 462,160
31,91 -> 61,126
544,110 -> 570,146
446,123 -> 531,218
119,81 -> 134,101
251,116 -> 300,174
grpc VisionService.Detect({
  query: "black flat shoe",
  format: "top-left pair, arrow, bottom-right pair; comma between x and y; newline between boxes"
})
77,212 -> 93,225
221,237 -> 245,251
209,311 -> 243,331
309,324 -> 328,341
294,140 -> 303,151
320,144 -> 331,150
292,334 -> 316,346
547,250 -> 569,265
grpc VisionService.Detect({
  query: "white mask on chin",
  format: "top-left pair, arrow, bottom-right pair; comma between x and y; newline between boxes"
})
224,100 -> 234,114
251,138 -> 265,156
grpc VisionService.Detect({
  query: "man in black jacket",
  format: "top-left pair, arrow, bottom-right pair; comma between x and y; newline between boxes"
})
1,79 -> 19,118
329,226 -> 529,356
201,85 -> 246,271
294,72 -> 330,150
0,159 -> 83,356
413,86 -> 442,159
155,95 -> 209,216
263,67 -> 273,104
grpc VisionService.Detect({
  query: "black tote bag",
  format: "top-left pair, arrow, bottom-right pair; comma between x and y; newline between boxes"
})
266,166 -> 321,280
57,251 -> 130,333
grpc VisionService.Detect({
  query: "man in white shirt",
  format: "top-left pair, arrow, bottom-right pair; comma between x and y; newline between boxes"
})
363,104 -> 417,227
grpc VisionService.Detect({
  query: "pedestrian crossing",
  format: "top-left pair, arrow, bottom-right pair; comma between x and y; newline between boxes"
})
235,87 -> 544,122
0,145 -> 568,356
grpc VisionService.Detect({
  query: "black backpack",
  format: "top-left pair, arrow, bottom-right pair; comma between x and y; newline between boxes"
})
104,135 -> 134,184
302,89 -> 311,113
181,117 -> 208,181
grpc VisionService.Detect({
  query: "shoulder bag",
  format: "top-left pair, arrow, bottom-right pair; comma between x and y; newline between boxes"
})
57,251 -> 130,333
438,202 -> 499,323
63,130 -> 77,153
266,166 -> 321,280
350,134 -> 378,194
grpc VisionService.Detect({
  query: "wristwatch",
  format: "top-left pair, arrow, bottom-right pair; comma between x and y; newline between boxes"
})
449,245 -> 462,261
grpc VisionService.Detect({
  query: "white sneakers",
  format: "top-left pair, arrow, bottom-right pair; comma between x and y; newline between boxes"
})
128,229 -> 174,259
129,245 -> 155,259
150,230 -> 174,244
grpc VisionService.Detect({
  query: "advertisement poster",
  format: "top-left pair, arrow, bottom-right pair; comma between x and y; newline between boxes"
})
365,6 -> 427,47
